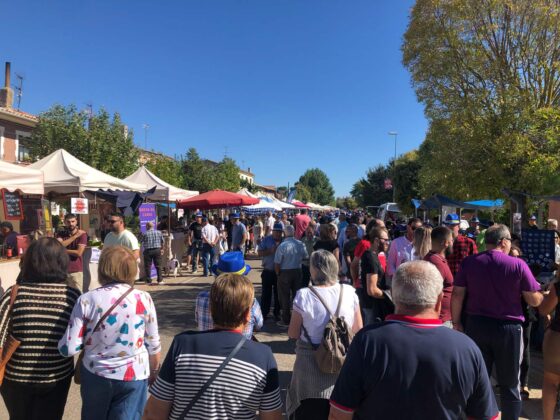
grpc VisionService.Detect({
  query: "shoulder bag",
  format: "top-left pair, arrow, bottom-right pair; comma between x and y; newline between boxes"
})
74,286 -> 134,384
0,285 -> 20,385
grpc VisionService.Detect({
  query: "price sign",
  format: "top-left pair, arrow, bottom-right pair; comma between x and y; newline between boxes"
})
2,189 -> 23,220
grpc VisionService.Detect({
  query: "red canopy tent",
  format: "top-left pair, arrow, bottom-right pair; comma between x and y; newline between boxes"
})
292,199 -> 311,209
177,190 -> 259,210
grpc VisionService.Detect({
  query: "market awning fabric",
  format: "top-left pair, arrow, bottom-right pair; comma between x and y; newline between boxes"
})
177,190 -> 259,210
29,149 -> 149,194
292,200 -> 311,209
0,160 -> 44,195
242,200 -> 279,214
125,166 -> 198,201
416,195 -> 504,211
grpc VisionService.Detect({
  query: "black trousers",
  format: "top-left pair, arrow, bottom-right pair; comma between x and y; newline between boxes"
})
278,269 -> 303,324
143,248 -> 163,283
301,264 -> 311,288
1,375 -> 72,420
520,320 -> 532,388
292,398 -> 330,420
260,269 -> 280,318
465,315 -> 523,420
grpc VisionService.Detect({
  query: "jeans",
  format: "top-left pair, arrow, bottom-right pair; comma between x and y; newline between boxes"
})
465,315 -> 523,420
80,364 -> 148,420
1,375 -> 72,420
260,269 -> 280,319
143,248 -> 162,283
520,321 -> 532,388
201,244 -> 215,276
278,269 -> 303,324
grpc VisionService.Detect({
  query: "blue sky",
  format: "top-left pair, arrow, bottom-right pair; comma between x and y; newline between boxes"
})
2,0 -> 427,197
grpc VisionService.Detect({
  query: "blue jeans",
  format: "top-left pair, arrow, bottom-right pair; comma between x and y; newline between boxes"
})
201,244 -> 215,276
80,363 -> 148,420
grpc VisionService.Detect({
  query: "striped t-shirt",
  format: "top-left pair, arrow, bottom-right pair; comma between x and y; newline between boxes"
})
0,283 -> 80,384
150,330 -> 282,419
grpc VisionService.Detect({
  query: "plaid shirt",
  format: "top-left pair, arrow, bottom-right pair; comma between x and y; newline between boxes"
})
195,291 -> 263,339
140,229 -> 164,249
448,235 -> 478,276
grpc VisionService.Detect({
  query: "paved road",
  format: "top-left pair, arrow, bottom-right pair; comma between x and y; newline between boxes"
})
0,258 -> 548,418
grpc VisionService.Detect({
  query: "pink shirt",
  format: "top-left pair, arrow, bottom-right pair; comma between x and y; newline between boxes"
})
293,214 -> 311,239
387,235 -> 414,276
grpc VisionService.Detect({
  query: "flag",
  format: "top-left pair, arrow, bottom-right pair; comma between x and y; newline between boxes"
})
287,187 -> 297,203
384,178 -> 393,190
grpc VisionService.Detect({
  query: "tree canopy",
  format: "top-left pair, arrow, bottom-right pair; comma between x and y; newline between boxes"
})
403,0 -> 560,202
296,169 -> 335,205
145,155 -> 185,188
182,148 -> 241,192
350,164 -> 393,208
30,104 -> 139,178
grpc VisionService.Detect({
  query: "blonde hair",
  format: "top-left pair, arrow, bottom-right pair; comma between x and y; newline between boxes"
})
413,226 -> 432,259
319,223 -> 337,241
210,274 -> 254,328
98,246 -> 138,286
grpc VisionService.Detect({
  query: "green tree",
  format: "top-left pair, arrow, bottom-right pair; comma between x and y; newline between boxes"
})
393,151 -> 422,214
182,148 -> 213,192
213,157 -> 241,192
350,164 -> 393,208
403,0 -> 560,216
335,196 -> 358,210
296,169 -> 335,205
294,183 -> 312,203
30,104 -> 139,178
145,155 -> 185,188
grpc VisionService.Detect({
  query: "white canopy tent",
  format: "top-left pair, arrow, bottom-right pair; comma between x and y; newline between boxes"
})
29,149 -> 149,194
0,161 -> 44,195
125,166 -> 198,201
258,193 -> 295,210
237,188 -> 259,199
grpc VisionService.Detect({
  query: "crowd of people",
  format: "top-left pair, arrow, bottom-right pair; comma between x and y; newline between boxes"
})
0,207 -> 559,420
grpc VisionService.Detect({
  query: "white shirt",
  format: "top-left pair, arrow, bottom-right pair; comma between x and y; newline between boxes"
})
293,283 -> 359,344
202,224 -> 219,245
266,216 -> 275,232
387,235 -> 414,276
103,229 -> 140,251
253,221 -> 264,240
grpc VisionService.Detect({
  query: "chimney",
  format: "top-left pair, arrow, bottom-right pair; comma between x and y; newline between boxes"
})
0,62 -> 14,108
248,167 -> 251,173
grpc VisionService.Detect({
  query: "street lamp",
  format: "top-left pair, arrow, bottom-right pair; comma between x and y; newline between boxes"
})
142,123 -> 150,149
388,131 -> 398,203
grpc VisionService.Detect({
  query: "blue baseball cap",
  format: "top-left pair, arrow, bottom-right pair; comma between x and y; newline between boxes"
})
444,214 -> 461,225
230,212 -> 240,219
211,251 -> 251,276
272,222 -> 284,232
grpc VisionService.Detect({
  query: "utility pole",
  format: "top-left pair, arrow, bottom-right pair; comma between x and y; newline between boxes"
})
388,131 -> 398,203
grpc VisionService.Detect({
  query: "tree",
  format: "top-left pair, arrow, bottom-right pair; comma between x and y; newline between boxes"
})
296,169 -> 335,205
350,164 -> 393,208
336,196 -> 358,210
182,148 -> 213,192
393,151 -> 422,214
145,155 -> 185,188
403,0 -> 560,213
30,104 -> 139,178
213,157 -> 241,192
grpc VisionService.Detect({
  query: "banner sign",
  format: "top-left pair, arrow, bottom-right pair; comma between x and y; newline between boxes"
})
521,229 -> 556,273
139,203 -> 157,234
2,190 -> 23,220
71,197 -> 89,214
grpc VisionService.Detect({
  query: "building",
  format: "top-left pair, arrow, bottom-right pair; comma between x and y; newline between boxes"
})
239,167 -> 255,185
0,62 -> 38,163
137,148 -> 176,165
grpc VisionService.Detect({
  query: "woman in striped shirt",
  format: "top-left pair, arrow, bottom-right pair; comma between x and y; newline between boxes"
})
0,237 -> 81,420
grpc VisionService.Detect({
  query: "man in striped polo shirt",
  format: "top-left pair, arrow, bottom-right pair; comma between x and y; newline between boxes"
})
143,274 -> 282,420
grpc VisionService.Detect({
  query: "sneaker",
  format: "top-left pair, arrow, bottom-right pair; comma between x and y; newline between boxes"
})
276,321 -> 289,328
157,281 -> 166,285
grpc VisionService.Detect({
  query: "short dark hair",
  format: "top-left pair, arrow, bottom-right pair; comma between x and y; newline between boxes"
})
408,217 -> 422,226
300,208 -> 307,214
21,237 -> 69,284
64,213 -> 78,221
0,221 -> 13,231
431,226 -> 452,243
108,212 -> 124,221
368,226 -> 388,242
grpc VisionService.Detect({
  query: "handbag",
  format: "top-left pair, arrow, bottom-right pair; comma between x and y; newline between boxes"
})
0,285 -> 21,386
74,286 -> 134,384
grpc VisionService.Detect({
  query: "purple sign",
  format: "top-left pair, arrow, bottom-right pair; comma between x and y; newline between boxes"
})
139,203 -> 157,233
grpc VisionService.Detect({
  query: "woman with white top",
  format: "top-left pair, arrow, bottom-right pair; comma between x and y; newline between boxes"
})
286,250 -> 363,419
59,246 -> 161,420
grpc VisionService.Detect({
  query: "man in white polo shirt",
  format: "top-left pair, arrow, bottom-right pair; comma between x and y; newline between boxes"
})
103,212 -> 140,259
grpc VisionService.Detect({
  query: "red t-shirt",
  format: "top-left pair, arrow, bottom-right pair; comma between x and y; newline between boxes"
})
293,214 -> 311,239
424,251 -> 453,321
57,232 -> 88,273
354,240 -> 386,271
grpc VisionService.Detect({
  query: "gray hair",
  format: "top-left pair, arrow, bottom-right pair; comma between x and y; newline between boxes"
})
392,261 -> 443,310
484,224 -> 510,245
284,225 -> 295,237
146,222 -> 153,229
309,250 -> 339,286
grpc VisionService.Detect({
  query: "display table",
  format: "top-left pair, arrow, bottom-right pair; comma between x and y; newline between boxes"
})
0,258 -> 21,291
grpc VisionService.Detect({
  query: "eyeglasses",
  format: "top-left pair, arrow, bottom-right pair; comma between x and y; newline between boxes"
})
379,238 -> 390,243
501,237 -> 512,242
109,220 -> 121,224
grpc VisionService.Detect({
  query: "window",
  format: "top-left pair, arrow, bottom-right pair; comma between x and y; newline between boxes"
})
16,131 -> 31,162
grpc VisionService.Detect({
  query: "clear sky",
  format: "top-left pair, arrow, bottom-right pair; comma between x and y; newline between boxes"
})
2,0 -> 427,197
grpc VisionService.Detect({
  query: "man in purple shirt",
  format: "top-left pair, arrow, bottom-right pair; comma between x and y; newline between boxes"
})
451,224 -> 543,420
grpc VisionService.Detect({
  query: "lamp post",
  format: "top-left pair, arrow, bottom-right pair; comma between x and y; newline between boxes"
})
143,123 -> 150,149
388,131 -> 398,203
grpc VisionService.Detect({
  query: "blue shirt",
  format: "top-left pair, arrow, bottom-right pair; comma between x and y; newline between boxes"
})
330,315 -> 498,419
274,237 -> 308,270
140,229 -> 164,249
231,222 -> 247,249
260,235 -> 280,271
